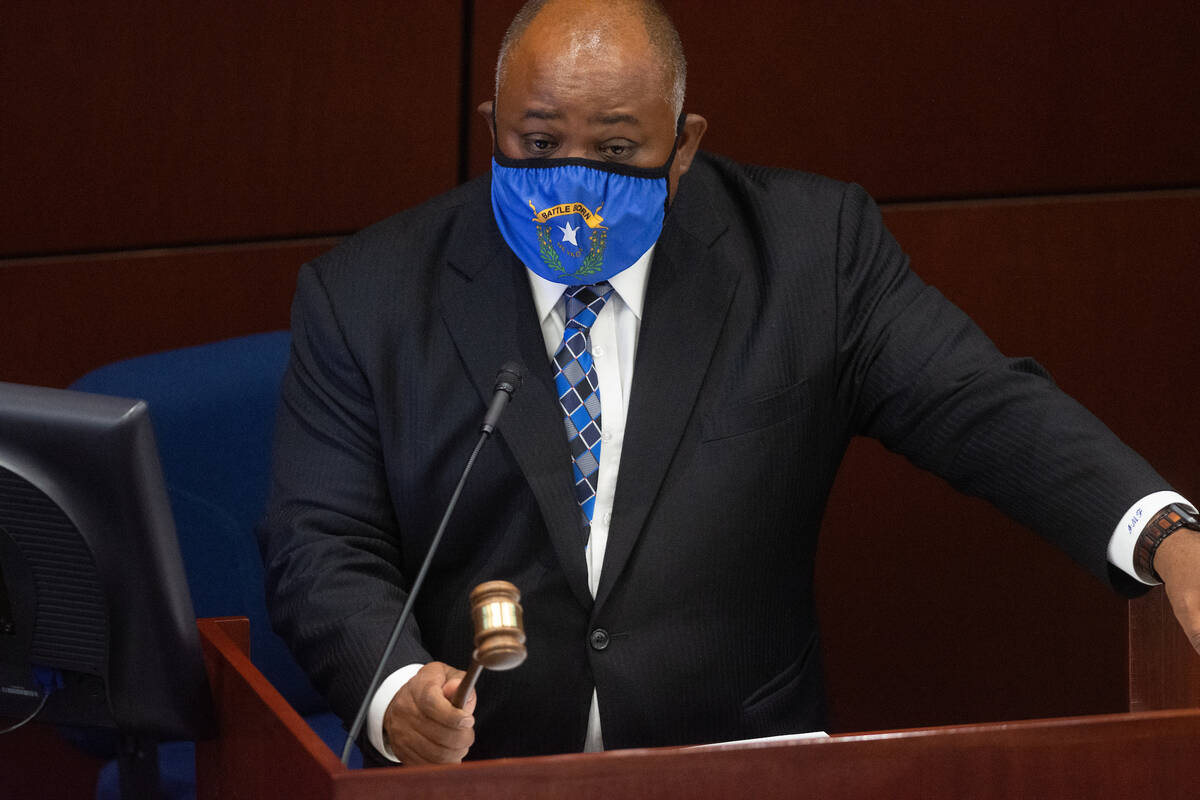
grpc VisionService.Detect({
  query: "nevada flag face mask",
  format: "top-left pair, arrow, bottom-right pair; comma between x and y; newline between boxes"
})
490,120 -> 681,285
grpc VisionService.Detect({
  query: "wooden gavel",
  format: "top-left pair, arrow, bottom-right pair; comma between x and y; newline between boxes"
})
451,580 -> 527,708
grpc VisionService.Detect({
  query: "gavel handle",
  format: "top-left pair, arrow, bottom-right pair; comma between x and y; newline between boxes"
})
452,659 -> 483,709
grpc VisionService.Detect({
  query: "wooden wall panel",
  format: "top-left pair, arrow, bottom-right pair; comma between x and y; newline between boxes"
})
468,1 -> 1200,201
0,1 -> 462,256
0,239 -> 337,388
817,191 -> 1200,732
885,191 -> 1198,487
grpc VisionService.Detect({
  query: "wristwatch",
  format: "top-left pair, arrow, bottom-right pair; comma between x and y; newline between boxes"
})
1133,502 -> 1200,583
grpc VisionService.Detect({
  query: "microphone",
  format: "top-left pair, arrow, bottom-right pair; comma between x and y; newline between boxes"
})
340,362 -> 525,765
481,362 -> 523,435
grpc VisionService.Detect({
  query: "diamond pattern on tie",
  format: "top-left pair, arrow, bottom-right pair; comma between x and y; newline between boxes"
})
553,282 -> 614,537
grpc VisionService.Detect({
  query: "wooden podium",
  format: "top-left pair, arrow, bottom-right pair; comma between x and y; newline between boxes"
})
196,593 -> 1200,799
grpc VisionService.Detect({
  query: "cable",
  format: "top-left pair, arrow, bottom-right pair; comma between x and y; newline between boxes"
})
0,690 -> 49,734
340,429 -> 491,764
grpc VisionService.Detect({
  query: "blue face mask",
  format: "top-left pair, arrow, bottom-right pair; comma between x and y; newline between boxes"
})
490,117 -> 682,285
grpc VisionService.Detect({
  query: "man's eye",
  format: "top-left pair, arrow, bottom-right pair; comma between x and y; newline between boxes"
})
524,137 -> 557,155
600,142 -> 635,159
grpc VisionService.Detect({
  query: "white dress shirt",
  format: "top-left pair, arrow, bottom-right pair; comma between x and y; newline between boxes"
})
367,244 -> 1185,760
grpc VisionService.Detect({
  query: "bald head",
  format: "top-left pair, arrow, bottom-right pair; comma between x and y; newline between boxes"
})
485,0 -> 706,198
495,0 -> 686,117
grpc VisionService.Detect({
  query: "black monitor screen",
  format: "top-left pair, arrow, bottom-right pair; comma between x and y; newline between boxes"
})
0,381 -> 212,741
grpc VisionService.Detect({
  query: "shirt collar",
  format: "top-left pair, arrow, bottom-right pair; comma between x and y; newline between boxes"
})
527,244 -> 655,325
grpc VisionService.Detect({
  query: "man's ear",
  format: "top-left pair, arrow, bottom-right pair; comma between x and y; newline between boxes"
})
478,100 -> 496,150
674,113 -> 707,178
668,113 -> 707,199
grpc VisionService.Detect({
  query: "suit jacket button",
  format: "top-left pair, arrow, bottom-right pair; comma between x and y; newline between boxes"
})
589,628 -> 610,651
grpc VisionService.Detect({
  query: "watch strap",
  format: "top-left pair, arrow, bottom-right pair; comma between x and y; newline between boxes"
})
1133,503 -> 1200,583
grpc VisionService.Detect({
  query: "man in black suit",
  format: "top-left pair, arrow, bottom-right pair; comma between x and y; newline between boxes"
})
258,0 -> 1200,765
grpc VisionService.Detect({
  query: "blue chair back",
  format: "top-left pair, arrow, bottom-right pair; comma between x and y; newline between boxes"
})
72,332 -> 362,797
70,331 -> 325,714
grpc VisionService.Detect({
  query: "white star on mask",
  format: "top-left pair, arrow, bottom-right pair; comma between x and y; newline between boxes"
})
558,220 -> 581,247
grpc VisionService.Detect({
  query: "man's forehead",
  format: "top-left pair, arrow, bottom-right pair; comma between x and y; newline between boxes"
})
501,47 -> 668,121
503,8 -> 663,86
513,36 -> 657,81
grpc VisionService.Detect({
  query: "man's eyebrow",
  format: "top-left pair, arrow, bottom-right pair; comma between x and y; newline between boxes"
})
591,112 -> 640,126
522,108 -> 562,121
518,109 -> 640,125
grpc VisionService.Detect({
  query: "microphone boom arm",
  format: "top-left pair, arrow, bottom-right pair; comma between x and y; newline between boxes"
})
340,363 -> 524,765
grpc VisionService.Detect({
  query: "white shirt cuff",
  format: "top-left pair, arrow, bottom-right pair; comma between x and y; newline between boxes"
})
1107,491 -> 1193,585
366,663 -> 424,763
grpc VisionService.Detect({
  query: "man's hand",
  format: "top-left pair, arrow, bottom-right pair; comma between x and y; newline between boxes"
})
1153,532 -> 1200,655
382,662 -> 476,765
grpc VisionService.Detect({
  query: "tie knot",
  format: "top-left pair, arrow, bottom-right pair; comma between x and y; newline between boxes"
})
563,282 -> 614,331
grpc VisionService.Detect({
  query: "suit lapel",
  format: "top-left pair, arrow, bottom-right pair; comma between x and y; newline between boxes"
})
595,183 -> 739,612
438,203 -> 593,611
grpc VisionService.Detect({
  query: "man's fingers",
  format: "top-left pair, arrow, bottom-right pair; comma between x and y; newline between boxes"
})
383,662 -> 477,764
393,734 -> 470,765
411,682 -> 475,747
442,676 -> 478,714
413,668 -> 474,727
394,724 -> 473,765
386,703 -> 474,764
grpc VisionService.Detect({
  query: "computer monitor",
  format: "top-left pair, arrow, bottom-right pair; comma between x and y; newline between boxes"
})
0,381 -> 213,749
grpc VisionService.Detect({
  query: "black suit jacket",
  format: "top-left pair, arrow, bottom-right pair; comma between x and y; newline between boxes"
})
258,153 -> 1165,759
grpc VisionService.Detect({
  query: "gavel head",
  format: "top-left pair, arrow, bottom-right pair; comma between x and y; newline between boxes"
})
468,580 -> 527,671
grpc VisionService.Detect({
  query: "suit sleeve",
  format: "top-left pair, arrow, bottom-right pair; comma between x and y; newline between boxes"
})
833,183 -> 1167,593
257,260 -> 431,731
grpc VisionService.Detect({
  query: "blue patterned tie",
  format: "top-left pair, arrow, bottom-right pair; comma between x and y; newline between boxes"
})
554,282 -> 614,537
